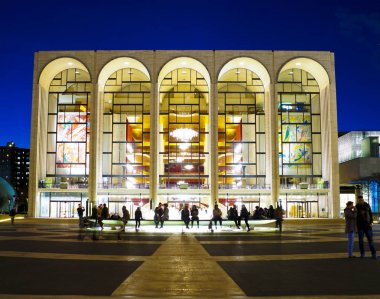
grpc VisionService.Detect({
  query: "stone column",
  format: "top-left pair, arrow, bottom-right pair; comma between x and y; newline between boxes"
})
210,82 -> 218,208
88,84 -> 99,206
150,81 -> 158,208
268,83 -> 279,206
28,83 -> 41,217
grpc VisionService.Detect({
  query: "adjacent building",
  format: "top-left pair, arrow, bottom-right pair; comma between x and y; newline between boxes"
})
28,50 -> 339,219
339,131 -> 380,214
0,141 -> 29,211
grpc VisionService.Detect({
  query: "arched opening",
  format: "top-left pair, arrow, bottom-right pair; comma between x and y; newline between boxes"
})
277,57 -> 331,218
41,60 -> 91,185
36,58 -> 91,218
97,58 -> 151,217
101,67 -> 151,189
217,57 -> 270,208
157,58 -> 210,211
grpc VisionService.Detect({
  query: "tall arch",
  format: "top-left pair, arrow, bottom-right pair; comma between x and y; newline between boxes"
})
156,57 -> 211,209
30,58 -> 92,217
277,57 -> 336,217
217,57 -> 272,208
96,58 -> 152,214
98,59 -> 151,193
98,57 -> 150,92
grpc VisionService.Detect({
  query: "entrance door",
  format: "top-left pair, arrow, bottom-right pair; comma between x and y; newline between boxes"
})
50,201 -> 78,218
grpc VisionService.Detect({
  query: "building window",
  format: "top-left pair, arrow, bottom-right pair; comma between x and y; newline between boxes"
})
102,68 -> 151,189
218,68 -> 266,189
46,68 -> 91,181
277,68 -> 322,186
159,68 -> 209,189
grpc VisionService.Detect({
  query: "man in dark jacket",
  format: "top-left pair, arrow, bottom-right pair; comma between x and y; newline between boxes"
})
356,195 -> 377,259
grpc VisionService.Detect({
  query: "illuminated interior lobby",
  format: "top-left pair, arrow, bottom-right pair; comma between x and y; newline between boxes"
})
28,50 -> 340,219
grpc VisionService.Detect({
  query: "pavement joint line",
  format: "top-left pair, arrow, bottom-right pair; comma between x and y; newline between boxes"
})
0,250 -> 148,261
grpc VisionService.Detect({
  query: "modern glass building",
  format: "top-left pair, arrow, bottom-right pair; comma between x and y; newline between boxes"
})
28,50 -> 340,219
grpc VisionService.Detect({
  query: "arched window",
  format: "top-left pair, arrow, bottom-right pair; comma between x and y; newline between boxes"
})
159,67 -> 209,189
218,68 -> 266,188
277,68 -> 322,186
102,68 -> 151,188
46,68 -> 91,183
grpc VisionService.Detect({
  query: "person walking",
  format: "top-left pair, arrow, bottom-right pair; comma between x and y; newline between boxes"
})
91,205 -> 98,226
191,205 -> 200,228
135,207 -> 143,230
274,205 -> 284,233
9,208 -> 16,225
356,195 -> 377,259
77,204 -> 85,227
240,204 -> 251,232
344,201 -> 357,258
121,205 -> 130,231
181,204 -> 191,229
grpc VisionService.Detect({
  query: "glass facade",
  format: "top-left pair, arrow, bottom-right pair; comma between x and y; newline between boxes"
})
277,68 -> 322,188
46,68 -> 91,183
33,52 -> 338,219
159,68 -> 209,189
102,68 -> 151,189
218,68 -> 266,189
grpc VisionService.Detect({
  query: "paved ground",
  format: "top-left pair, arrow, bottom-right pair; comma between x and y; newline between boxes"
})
0,217 -> 379,298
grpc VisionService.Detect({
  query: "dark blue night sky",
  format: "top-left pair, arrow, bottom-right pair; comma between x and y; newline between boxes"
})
0,0 -> 379,148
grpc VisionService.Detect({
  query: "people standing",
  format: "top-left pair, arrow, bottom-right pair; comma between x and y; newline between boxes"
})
181,204 -> 191,229
274,205 -> 284,233
100,203 -> 108,229
122,205 -> 130,231
212,204 -> 223,229
344,201 -> 357,258
240,204 -> 250,232
77,204 -> 85,227
163,203 -> 169,224
154,203 -> 164,228
135,207 -> 143,230
356,195 -> 377,259
191,205 -> 200,228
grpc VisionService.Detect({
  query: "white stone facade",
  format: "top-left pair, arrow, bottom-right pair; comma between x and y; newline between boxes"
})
29,50 -> 339,219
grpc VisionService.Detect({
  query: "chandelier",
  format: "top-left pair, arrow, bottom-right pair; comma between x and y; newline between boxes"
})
170,128 -> 198,142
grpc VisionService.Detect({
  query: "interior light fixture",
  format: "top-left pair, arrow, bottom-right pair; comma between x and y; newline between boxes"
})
288,71 -> 294,75
181,70 -> 187,74
181,61 -> 187,66
170,128 -> 198,142
124,61 -> 130,65
236,70 -> 241,74
184,164 -> 194,170
295,62 -> 302,66
179,143 -> 190,150
239,62 -> 245,66
67,62 -> 73,66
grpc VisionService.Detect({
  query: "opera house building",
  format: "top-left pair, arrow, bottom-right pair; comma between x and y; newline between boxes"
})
28,50 -> 339,219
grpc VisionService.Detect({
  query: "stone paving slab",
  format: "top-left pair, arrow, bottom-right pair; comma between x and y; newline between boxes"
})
0,240 -> 160,256
219,258 -> 380,297
0,257 -> 141,296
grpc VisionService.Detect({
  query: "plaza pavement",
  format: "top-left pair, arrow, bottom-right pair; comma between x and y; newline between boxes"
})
0,217 -> 379,299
